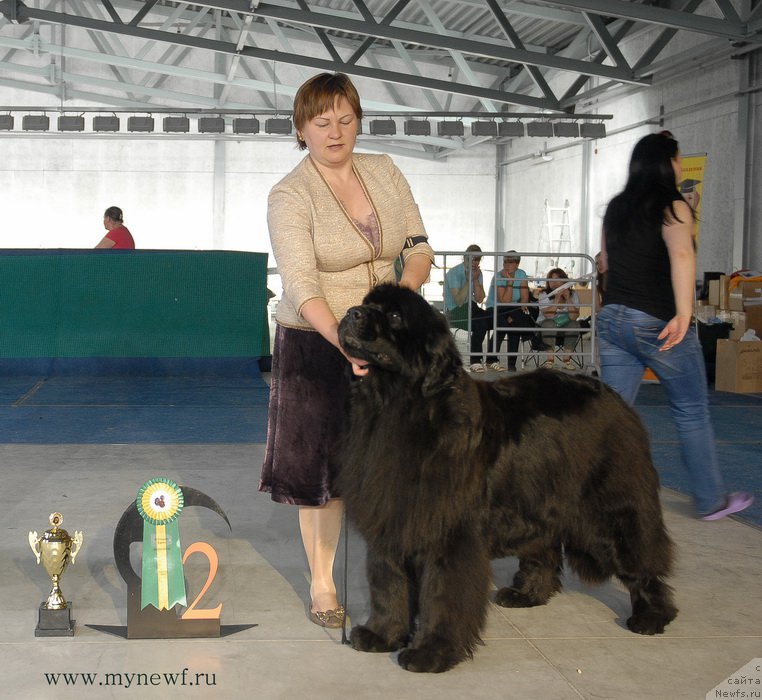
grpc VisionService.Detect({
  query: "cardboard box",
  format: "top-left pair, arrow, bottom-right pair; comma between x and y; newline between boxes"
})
708,280 -> 720,307
714,339 -> 762,393
728,311 -> 747,340
745,305 -> 762,334
718,275 -> 731,310
729,280 -> 762,312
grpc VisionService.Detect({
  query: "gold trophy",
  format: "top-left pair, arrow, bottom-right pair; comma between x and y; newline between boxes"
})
29,512 -> 83,636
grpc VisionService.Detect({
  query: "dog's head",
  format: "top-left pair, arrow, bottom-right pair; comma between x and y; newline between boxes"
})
338,284 -> 462,395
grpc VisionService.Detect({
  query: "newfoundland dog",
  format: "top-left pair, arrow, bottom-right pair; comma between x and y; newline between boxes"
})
337,283 -> 677,673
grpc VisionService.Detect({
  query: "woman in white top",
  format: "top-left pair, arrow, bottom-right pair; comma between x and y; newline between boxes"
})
536,267 -> 581,370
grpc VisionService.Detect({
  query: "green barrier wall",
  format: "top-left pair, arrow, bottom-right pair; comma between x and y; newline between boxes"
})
0,250 -> 269,359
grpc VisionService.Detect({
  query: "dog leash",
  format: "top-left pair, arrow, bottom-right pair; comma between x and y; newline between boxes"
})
340,508 -> 350,644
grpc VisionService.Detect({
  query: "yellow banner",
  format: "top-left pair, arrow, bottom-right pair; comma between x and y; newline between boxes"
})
679,153 -> 706,247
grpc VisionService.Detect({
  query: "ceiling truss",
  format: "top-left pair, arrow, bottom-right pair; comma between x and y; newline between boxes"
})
0,0 -> 759,157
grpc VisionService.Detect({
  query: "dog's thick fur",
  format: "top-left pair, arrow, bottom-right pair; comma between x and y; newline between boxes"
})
338,284 -> 677,673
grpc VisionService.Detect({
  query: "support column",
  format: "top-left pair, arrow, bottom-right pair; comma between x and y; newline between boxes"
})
732,0 -> 753,269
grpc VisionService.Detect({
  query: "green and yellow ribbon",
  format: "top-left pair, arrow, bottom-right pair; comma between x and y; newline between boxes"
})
136,478 -> 187,611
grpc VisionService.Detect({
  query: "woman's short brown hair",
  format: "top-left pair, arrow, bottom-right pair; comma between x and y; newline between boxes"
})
293,73 -> 362,150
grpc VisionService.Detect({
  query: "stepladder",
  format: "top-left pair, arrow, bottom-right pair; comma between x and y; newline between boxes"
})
540,199 -> 573,268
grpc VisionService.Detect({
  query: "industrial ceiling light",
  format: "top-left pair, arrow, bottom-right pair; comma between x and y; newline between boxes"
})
580,122 -> 607,139
232,117 -> 259,134
527,121 -> 553,137
22,115 -> 49,131
403,119 -> 431,136
498,121 -> 524,137
553,122 -> 579,137
198,117 -> 225,133
127,116 -> 155,132
0,114 -> 14,130
265,117 -> 292,135
93,115 -> 120,132
163,116 -> 190,133
437,120 -> 464,137
471,120 -> 497,137
369,119 -> 396,136
58,115 -> 85,132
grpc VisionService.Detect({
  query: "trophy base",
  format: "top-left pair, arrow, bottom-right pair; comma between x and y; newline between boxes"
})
35,602 -> 75,637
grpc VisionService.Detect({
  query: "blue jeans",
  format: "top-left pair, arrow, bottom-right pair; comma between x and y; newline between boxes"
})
597,304 -> 725,515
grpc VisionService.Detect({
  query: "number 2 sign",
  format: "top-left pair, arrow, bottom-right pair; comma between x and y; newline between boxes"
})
113,481 -> 232,639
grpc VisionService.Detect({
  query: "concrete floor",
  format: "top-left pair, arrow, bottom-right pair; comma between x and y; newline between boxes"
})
1,442 -> 760,700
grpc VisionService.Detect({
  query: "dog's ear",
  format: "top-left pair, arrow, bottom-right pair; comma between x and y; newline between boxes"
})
421,330 -> 462,397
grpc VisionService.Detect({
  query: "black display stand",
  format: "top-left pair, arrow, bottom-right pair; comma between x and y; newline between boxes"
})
36,603 -> 75,637
126,587 -> 220,639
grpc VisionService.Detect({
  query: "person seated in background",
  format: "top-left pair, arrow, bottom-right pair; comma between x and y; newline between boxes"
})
95,206 -> 135,249
536,267 -> 581,370
444,244 -> 494,373
485,251 -> 536,371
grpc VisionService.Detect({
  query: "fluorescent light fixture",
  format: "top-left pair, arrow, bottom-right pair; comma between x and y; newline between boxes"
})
471,121 -> 497,137
0,115 -> 14,130
498,121 -> 524,137
22,115 -> 49,131
404,119 -> 431,136
265,118 -> 292,135
580,122 -> 607,139
437,121 -> 464,137
163,116 -> 190,133
58,115 -> 85,132
232,117 -> 259,134
127,116 -> 155,132
527,121 -> 553,137
369,119 -> 396,136
198,117 -> 225,133
93,115 -> 120,132
553,122 -> 579,137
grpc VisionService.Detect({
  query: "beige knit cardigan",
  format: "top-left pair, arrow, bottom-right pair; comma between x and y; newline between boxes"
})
268,153 -> 435,329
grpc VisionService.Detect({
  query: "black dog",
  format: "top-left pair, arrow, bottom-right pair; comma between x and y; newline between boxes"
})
338,283 -> 677,673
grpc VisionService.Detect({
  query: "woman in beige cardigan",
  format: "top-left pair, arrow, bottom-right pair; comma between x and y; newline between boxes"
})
259,73 -> 434,627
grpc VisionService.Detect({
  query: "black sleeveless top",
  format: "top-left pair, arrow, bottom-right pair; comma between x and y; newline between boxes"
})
602,195 -> 685,322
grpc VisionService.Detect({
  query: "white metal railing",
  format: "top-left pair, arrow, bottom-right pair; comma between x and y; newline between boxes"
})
433,250 -> 598,372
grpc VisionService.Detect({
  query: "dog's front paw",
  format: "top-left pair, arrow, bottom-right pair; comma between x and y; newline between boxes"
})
397,647 -> 460,673
626,610 -> 675,635
350,625 -> 405,653
494,586 -> 546,608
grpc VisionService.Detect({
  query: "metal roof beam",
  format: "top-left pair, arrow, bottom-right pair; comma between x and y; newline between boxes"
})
196,0 -> 589,28
346,0 -> 412,65
388,39 -> 445,111
582,12 -> 631,71
537,0 -> 750,41
0,6 -> 565,109
486,0 -> 556,102
246,3 -> 647,83
417,0 -> 498,112
632,0 -> 704,74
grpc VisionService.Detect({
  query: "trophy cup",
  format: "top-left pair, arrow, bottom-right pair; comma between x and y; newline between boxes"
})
29,512 -> 83,636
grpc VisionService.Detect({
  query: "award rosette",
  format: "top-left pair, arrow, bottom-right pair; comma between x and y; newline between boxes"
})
136,478 -> 187,611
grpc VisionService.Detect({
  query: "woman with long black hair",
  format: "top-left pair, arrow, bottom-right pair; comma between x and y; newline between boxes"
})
598,131 -> 752,521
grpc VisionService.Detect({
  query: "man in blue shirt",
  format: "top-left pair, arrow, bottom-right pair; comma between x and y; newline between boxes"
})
444,244 -> 498,372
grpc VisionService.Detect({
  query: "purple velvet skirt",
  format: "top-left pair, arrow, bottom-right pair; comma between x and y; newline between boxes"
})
259,324 -> 351,506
